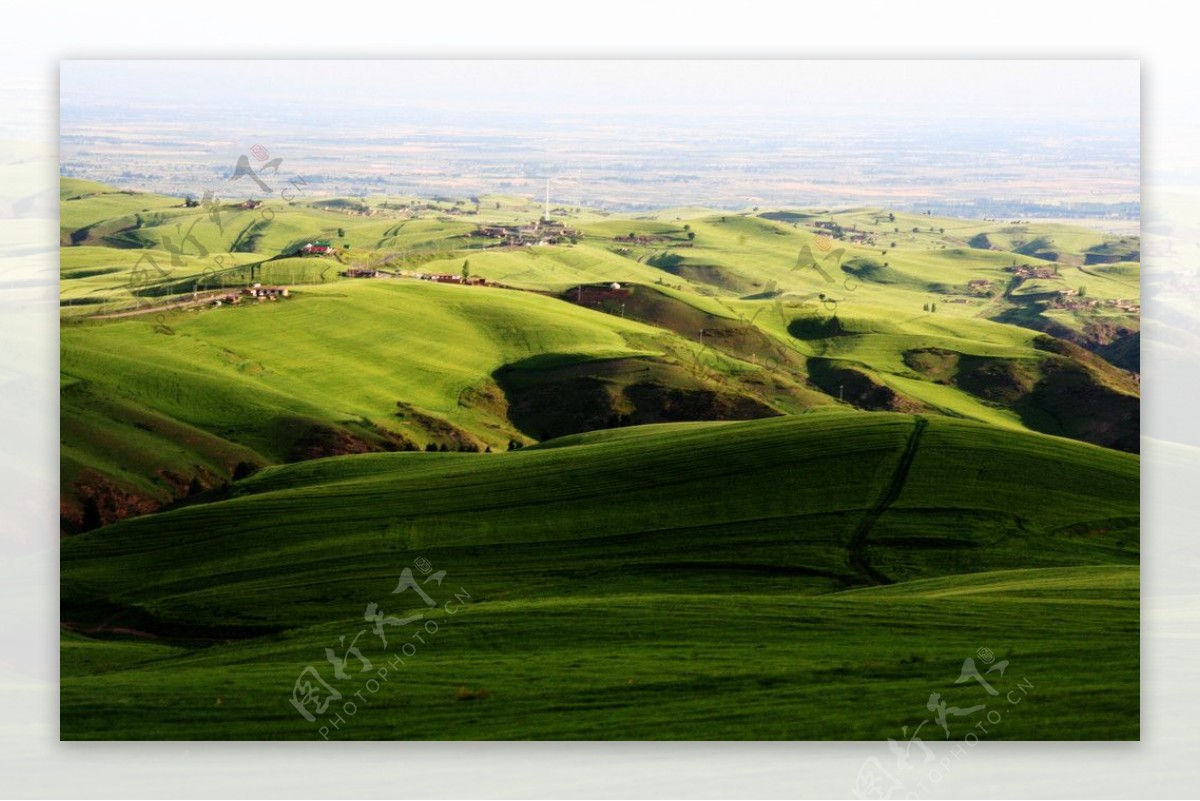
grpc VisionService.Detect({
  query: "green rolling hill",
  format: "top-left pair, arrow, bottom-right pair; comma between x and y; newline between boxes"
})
61,413 -> 1137,740
58,179 -> 1140,740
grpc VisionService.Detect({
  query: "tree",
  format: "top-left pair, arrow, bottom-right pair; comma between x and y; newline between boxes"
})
891,242 -> 897,249
931,302 -> 937,312
337,227 -> 345,238
912,227 -> 920,234
888,212 -> 895,222
923,303 -> 930,312
687,231 -> 696,241
461,260 -> 471,280
683,224 -> 691,232
939,228 -> 945,234
425,443 -> 437,452
1078,286 -> 1087,297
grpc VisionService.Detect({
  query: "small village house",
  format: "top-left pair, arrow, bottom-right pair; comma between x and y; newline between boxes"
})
300,241 -> 334,256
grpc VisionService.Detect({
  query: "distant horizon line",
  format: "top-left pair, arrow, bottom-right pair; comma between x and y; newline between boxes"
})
58,171 -> 1142,227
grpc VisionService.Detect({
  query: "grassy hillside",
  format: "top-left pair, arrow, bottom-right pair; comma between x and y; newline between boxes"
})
60,413 -> 1137,740
59,182 -> 1139,741
60,564 -> 1136,740
61,279 -> 837,530
59,183 -> 1139,529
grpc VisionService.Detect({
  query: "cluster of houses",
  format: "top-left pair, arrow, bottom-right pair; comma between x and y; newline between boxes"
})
417,273 -> 487,286
1006,264 -> 1059,279
1049,293 -> 1139,313
338,267 -> 493,287
612,233 -> 673,246
467,219 -> 580,247
210,284 -> 290,306
966,279 -> 993,294
811,221 -> 872,245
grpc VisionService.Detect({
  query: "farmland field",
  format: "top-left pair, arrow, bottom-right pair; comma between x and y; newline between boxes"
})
58,178 -> 1139,740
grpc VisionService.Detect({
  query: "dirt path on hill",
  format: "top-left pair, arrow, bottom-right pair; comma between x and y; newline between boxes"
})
847,416 -> 927,585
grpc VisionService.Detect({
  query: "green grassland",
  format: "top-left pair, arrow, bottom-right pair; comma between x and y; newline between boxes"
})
61,413 -> 1137,740
62,279 -> 839,530
59,182 -> 1140,526
60,567 -> 1136,740
59,180 -> 1139,740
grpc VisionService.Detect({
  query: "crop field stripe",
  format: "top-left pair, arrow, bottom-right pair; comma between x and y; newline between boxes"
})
848,415 -> 928,585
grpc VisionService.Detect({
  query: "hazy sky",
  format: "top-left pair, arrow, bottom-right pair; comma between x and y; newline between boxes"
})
58,60 -> 1139,211
61,60 -> 1139,127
